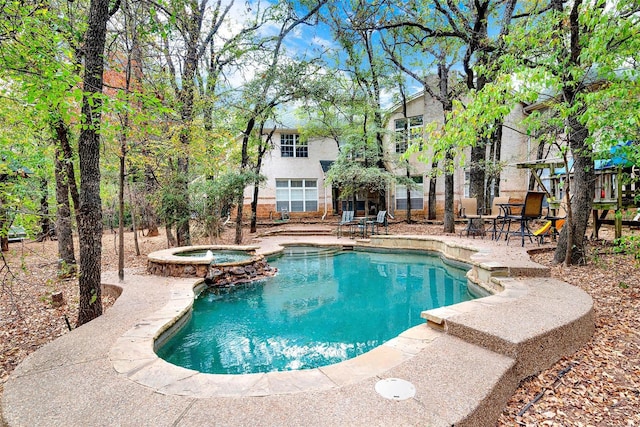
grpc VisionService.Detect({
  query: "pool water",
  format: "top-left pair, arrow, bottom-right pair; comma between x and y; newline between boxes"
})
174,249 -> 251,264
156,249 -> 473,374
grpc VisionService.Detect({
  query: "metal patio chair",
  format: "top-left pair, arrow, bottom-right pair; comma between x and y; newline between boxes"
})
505,191 -> 546,246
336,210 -> 355,238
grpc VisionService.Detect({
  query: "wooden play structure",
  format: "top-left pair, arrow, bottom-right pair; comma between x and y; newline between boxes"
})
517,156 -> 640,239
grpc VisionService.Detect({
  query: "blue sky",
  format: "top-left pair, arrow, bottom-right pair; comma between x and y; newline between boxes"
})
222,0 -> 428,108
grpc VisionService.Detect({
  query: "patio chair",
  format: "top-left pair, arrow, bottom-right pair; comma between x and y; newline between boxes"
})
458,198 -> 478,218
369,210 -> 388,235
336,210 -> 355,238
458,198 -> 485,237
505,191 -> 546,246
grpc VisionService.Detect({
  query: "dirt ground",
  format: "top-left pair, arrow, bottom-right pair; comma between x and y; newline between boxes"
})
1,220 -> 638,426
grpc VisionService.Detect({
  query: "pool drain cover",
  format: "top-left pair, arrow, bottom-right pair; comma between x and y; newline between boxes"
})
375,378 -> 416,401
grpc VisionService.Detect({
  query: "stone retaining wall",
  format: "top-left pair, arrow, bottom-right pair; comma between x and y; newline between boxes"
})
147,252 -> 277,288
204,258 -> 277,288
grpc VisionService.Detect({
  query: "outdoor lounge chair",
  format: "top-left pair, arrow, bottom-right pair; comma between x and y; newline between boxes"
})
505,191 -> 546,246
534,218 -> 566,243
336,210 -> 355,238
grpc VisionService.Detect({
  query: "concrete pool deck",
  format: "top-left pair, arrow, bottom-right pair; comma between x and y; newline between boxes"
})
2,233 -> 594,426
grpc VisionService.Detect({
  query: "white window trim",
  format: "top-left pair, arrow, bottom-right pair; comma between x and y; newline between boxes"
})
396,176 -> 424,210
280,134 -> 308,158
394,115 -> 424,154
276,179 -> 318,212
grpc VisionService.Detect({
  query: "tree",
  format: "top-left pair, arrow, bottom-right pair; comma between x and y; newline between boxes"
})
325,1 -> 393,173
232,0 -> 328,243
0,2 -> 85,274
503,0 -> 640,265
0,109 -> 46,253
379,21 -> 465,230
308,1 -> 398,219
296,70 -> 389,215
148,0 -> 264,247
191,171 -> 257,242
106,0 -> 156,280
325,130 -> 396,214
76,0 -> 120,326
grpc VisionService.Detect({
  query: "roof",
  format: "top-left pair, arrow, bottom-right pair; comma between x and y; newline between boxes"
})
320,160 -> 334,173
263,107 -> 306,131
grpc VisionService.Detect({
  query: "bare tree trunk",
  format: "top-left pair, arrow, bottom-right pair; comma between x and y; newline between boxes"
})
175,162 -> 191,246
250,128 -> 270,234
54,146 -> 76,275
144,164 -> 159,236
234,201 -> 245,244
118,145 -> 125,282
554,117 -> 593,265
250,184 -> 259,233
166,224 -> 177,247
469,141 -> 486,210
76,0 -> 116,326
443,149 -> 455,233
57,120 -> 80,214
236,116 -> 255,244
427,164 -> 438,220
172,11 -> 202,247
490,126 -> 503,201
398,86 -> 412,223
128,182 -> 140,256
0,200 -> 8,252
406,168 -> 413,223
36,176 -> 53,242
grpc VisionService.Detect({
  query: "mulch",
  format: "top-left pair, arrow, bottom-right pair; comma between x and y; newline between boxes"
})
1,223 -> 638,426
497,247 -> 640,426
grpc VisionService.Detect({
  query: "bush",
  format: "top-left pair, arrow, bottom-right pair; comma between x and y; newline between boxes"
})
613,235 -> 640,259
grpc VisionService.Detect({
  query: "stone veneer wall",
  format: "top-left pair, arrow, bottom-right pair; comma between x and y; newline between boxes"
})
147,255 -> 277,288
203,258 -> 276,288
147,260 -> 211,277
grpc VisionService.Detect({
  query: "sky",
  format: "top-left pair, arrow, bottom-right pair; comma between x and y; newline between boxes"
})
216,0 -> 421,109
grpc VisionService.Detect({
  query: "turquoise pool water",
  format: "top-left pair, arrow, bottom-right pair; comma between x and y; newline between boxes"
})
156,249 -> 473,374
174,249 -> 252,263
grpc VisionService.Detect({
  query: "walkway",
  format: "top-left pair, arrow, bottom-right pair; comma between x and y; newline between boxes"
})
2,233 -> 594,426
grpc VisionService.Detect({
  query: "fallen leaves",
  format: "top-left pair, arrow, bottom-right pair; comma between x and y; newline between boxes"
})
0,233 -> 163,388
498,244 -> 640,427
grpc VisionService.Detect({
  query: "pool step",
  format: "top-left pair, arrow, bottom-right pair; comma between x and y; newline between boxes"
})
260,227 -> 334,237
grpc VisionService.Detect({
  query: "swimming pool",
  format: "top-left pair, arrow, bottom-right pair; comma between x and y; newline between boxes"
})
156,248 -> 474,374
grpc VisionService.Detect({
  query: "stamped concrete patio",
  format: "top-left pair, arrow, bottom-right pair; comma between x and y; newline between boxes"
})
2,232 -> 594,426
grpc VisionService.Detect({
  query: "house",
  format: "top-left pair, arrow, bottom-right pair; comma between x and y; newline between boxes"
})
243,90 -> 536,221
242,126 -> 340,220
383,91 -> 533,218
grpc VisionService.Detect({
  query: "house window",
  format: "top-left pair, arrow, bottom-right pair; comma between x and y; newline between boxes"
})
464,170 -> 470,198
280,134 -> 308,158
276,179 -> 318,212
396,176 -> 424,210
394,115 -> 424,153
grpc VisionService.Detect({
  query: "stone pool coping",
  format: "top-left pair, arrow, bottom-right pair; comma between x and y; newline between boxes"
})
147,244 -> 263,278
2,234 -> 594,427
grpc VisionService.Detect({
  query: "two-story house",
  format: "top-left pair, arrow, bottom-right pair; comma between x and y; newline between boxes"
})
242,90 -> 536,221
384,91 -> 533,218
243,126 -> 340,220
